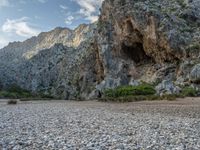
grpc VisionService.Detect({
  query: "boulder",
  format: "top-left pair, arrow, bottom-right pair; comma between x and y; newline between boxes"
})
88,90 -> 102,100
156,80 -> 181,96
190,64 -> 200,83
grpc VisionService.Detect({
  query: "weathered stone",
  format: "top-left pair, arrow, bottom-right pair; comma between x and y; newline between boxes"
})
88,90 -> 102,100
129,79 -> 140,86
190,64 -> 200,83
155,80 -> 181,96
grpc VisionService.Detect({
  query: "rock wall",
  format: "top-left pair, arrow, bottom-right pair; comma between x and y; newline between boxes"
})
90,0 -> 200,97
0,24 -> 100,99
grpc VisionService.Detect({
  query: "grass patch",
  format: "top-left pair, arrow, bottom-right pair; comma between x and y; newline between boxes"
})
181,87 -> 198,97
0,90 -> 32,99
0,91 -> 19,99
101,84 -> 197,102
0,85 -> 33,99
102,84 -> 174,102
101,85 -> 199,103
186,43 -> 200,54
104,84 -> 156,98
0,85 -> 54,100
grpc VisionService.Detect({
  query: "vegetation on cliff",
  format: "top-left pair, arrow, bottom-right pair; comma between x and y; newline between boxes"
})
0,85 -> 54,100
101,84 -> 199,102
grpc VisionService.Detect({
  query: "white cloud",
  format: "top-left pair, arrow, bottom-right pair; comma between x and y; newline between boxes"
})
37,0 -> 47,3
0,36 -> 9,48
60,5 -> 68,10
19,0 -> 47,4
2,17 -> 40,37
0,0 -> 10,7
65,16 -> 74,25
17,8 -> 23,12
73,0 -> 104,22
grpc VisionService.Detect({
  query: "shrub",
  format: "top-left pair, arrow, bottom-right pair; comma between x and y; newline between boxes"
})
104,84 -> 156,98
7,99 -> 18,105
132,84 -> 156,95
0,85 -> 33,99
0,85 -> 56,100
177,0 -> 187,8
0,90 -> 32,99
186,43 -> 200,54
39,93 -> 54,99
181,87 -> 198,97
7,85 -> 32,97
0,91 -> 18,99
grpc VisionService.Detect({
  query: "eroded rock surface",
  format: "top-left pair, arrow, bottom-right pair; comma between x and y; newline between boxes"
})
0,24 -> 100,99
93,0 -> 200,97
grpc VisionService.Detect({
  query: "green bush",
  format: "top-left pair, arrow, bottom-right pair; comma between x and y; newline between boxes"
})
181,87 -> 198,97
7,85 -> 32,97
38,93 -> 54,99
104,84 -> 156,98
103,84 -> 200,103
0,91 -> 18,99
0,85 -> 33,99
0,85 -> 56,100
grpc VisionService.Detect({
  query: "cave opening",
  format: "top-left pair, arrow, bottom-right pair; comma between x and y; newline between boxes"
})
121,42 -> 152,64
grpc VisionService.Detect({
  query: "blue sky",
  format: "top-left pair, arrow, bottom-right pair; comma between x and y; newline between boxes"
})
0,0 -> 103,48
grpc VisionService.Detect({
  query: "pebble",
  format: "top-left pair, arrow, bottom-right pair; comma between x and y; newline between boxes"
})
0,101 -> 200,149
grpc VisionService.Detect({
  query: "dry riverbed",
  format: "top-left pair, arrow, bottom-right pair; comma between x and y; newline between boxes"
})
0,98 -> 200,149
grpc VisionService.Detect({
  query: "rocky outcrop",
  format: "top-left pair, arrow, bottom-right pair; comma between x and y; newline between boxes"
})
91,0 -> 200,96
190,64 -> 200,83
0,24 -> 100,99
0,0 -> 200,99
156,80 -> 181,96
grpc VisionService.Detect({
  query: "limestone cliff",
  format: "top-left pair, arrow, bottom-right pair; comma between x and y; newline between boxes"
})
0,24 -> 99,99
0,0 -> 200,99
92,0 -> 200,96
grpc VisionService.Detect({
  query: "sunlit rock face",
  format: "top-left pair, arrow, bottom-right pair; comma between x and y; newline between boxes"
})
0,0 -> 200,99
92,0 -> 200,96
0,24 -> 100,99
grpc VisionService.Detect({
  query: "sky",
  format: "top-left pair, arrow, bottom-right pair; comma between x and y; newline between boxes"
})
0,0 -> 104,48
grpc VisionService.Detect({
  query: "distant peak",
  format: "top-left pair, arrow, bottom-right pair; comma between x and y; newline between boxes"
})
74,24 -> 89,31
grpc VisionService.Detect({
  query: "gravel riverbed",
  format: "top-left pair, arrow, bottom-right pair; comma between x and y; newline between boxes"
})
0,98 -> 200,150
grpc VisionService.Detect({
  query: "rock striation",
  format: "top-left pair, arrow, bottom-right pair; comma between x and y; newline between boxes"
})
0,0 -> 200,99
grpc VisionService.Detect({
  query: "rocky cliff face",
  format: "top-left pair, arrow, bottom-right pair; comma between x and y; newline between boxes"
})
0,24 -> 100,99
0,0 -> 200,99
92,0 -> 200,96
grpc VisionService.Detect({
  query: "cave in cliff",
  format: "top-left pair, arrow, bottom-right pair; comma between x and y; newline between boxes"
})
122,42 -> 151,64
121,20 -> 153,64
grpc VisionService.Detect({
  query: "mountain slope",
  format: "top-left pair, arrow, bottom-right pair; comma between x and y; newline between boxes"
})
0,24 -> 100,99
